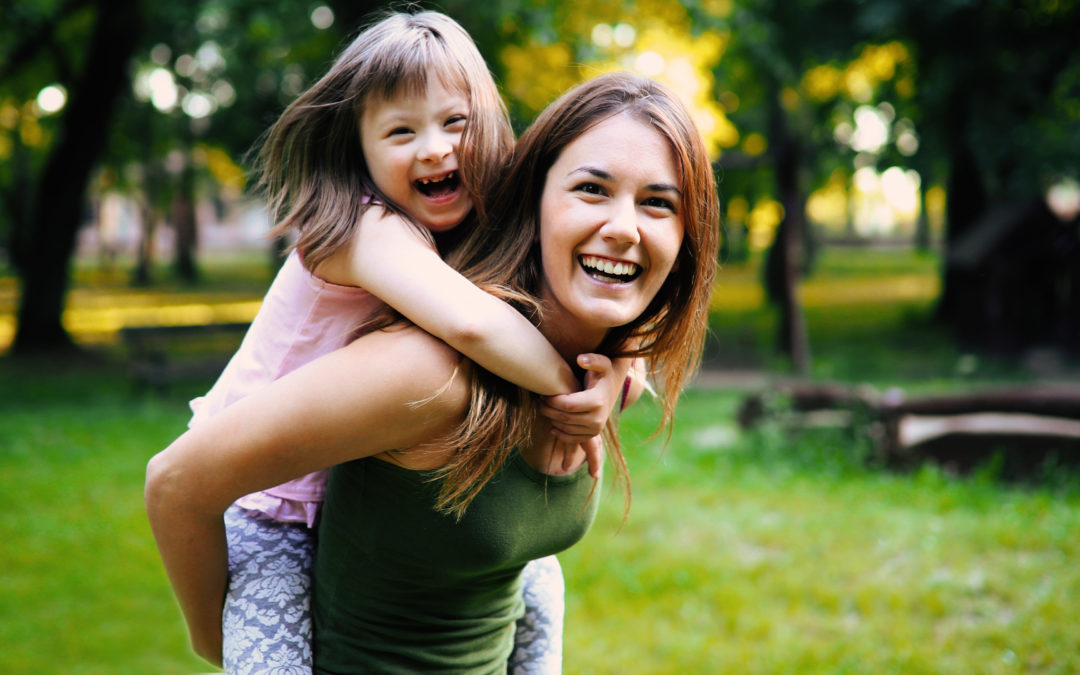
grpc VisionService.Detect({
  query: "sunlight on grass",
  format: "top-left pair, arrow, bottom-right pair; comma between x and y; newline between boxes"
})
3,247 -> 1078,672
2,365 -> 1078,672
560,392 -> 1080,674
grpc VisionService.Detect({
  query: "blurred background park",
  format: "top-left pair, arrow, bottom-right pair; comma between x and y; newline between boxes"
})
2,0 -> 1079,672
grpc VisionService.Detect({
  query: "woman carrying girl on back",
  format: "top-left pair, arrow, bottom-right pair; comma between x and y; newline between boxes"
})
183,10 -> 624,673
147,71 -> 720,673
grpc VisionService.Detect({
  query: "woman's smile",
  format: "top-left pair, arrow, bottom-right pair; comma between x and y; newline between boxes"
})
578,254 -> 642,284
538,112 -> 684,345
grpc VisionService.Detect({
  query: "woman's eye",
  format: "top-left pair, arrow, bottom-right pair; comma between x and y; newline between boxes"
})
643,196 -> 677,212
575,182 -> 605,196
388,127 -> 412,136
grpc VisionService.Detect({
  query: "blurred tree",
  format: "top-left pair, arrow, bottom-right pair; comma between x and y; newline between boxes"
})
1,0 -> 377,353
2,0 -> 143,353
852,0 -> 1080,355
700,0 -> 868,374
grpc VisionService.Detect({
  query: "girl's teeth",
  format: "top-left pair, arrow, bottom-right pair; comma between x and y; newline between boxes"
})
420,171 -> 454,185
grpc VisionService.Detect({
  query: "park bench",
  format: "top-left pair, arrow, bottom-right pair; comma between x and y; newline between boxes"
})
120,322 -> 250,392
737,382 -> 1080,478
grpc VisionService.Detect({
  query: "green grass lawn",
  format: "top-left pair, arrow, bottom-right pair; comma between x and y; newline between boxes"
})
2,361 -> 1078,673
2,247 -> 1079,672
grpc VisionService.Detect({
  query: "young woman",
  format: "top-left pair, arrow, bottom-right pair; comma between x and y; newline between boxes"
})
185,10 -> 617,671
146,71 -> 720,673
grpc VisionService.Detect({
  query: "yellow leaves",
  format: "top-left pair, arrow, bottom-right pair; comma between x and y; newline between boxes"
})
742,133 -> 767,156
0,101 -> 17,161
780,87 -> 801,111
197,145 -> 246,197
747,198 -> 785,251
846,42 -> 911,102
501,42 -> 578,115
860,43 -> 904,81
803,65 -> 845,102
727,195 -> 749,225
802,42 -> 912,104
807,169 -> 851,233
701,0 -> 734,18
632,26 -> 734,157
925,185 -> 946,233
20,114 -> 44,147
0,101 -> 19,130
0,99 -> 51,156
499,1 -> 735,159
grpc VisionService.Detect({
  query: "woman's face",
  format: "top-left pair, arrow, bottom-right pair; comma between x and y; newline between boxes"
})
538,112 -> 684,345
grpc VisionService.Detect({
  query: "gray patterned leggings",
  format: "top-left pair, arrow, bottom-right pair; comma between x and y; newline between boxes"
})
222,505 -> 564,674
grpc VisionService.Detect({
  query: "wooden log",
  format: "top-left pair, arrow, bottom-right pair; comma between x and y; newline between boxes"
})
897,412 -> 1080,448
882,386 -> 1080,420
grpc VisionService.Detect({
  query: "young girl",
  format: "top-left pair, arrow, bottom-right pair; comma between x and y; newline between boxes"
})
181,11 -> 627,674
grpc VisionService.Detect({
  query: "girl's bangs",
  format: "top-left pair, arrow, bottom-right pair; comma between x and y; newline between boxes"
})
367,40 -> 470,102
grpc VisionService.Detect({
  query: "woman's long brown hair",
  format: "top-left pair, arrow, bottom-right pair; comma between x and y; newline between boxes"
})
425,73 -> 721,519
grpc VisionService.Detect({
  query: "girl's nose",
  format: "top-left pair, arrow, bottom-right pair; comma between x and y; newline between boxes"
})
417,131 -> 453,163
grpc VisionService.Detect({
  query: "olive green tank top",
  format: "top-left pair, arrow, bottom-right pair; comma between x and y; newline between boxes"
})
313,450 -> 599,674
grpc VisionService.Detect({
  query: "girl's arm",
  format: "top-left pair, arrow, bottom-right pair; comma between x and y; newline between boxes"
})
315,208 -> 580,397
145,327 -> 467,665
621,357 -> 652,411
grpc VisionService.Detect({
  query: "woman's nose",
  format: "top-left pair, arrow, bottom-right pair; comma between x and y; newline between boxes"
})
600,198 -> 641,245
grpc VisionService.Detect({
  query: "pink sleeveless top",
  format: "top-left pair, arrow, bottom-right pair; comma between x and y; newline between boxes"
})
188,249 -> 383,526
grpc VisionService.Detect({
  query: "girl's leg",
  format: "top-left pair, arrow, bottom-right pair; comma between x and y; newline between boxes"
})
508,555 -> 565,674
222,504 -> 315,675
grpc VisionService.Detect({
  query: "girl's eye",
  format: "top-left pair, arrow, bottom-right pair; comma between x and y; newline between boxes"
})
388,127 -> 412,136
643,196 -> 677,213
446,115 -> 467,127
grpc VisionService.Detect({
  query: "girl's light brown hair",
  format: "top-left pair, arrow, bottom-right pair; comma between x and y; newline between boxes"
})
251,10 -> 513,270
431,72 -> 720,518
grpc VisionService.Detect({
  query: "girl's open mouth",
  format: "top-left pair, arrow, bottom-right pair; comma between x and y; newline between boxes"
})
415,171 -> 460,199
579,255 -> 641,283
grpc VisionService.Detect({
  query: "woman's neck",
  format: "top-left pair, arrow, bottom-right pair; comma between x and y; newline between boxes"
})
538,294 -> 608,364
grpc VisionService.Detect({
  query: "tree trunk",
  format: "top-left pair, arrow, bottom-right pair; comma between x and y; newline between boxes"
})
915,186 -> 931,252
11,0 -> 143,354
764,88 -> 810,375
935,142 -> 988,330
171,156 -> 200,283
133,203 -> 159,287
325,0 -> 393,33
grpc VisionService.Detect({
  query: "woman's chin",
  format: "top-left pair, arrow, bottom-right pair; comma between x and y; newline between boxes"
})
569,302 -> 643,335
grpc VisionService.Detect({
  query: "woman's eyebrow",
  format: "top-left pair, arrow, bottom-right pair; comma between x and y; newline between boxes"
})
569,166 -> 681,195
569,166 -> 612,180
649,183 -> 682,195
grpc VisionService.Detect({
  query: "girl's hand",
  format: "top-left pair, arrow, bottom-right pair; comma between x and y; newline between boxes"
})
540,353 -> 626,442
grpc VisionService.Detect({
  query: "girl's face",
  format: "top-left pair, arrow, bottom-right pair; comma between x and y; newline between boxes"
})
360,79 -> 472,232
538,112 -> 684,348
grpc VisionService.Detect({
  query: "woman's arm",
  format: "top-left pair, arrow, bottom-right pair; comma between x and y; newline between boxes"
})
145,327 -> 467,665
315,208 -> 580,396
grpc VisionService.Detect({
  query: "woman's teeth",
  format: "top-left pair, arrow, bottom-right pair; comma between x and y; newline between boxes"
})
579,255 -> 641,282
